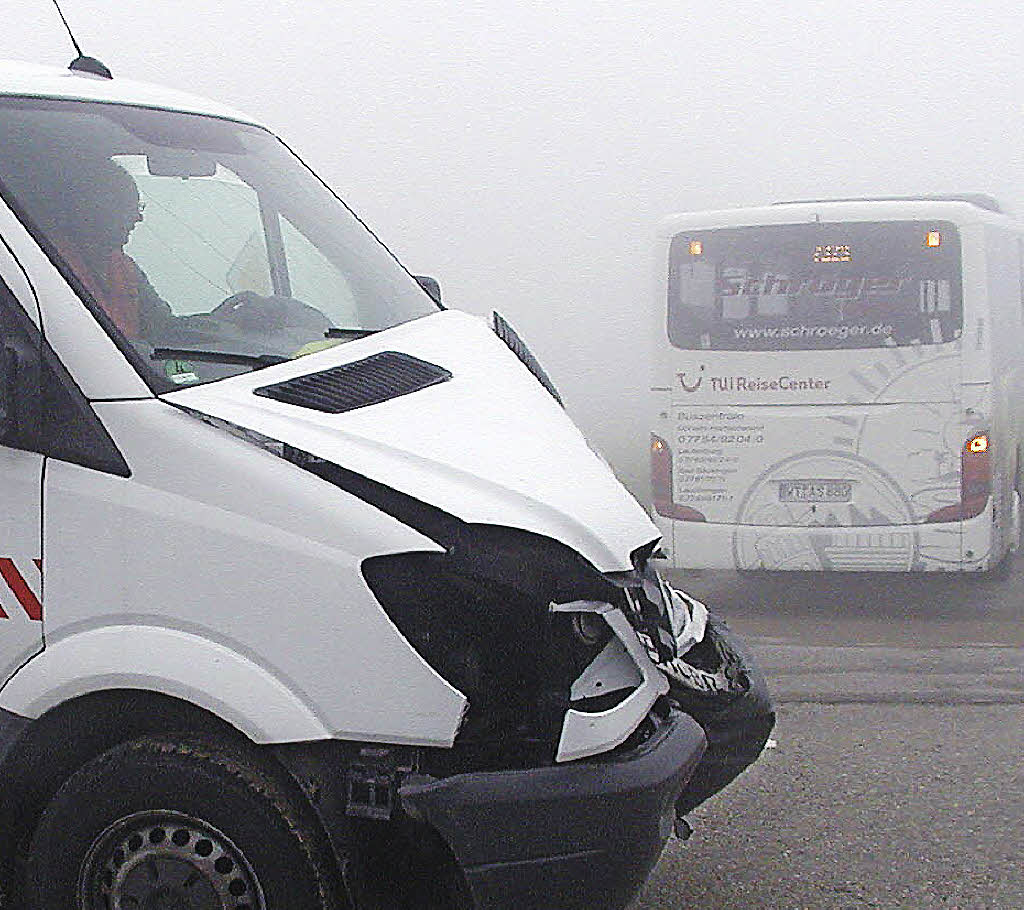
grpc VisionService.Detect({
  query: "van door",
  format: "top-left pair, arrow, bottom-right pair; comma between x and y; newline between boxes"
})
0,258 -> 43,686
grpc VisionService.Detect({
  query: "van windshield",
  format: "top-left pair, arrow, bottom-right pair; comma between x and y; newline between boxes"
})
667,221 -> 963,351
0,98 -> 440,390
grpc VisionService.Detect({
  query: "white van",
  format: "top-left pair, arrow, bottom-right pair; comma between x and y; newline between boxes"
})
0,61 -> 772,909
651,197 -> 1024,573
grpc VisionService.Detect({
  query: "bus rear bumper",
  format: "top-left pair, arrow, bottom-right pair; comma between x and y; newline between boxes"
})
654,505 -> 994,572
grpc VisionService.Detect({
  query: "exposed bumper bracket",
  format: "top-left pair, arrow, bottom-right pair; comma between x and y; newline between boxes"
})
550,601 -> 669,762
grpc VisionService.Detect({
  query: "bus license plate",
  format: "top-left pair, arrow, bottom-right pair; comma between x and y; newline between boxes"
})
778,480 -> 852,503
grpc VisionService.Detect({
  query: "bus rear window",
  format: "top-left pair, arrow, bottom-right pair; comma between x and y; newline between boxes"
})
667,221 -> 962,351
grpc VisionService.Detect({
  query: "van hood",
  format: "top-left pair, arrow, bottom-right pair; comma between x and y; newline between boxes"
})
163,310 -> 657,572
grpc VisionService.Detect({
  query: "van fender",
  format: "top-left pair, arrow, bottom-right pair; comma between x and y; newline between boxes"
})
0,625 -> 331,744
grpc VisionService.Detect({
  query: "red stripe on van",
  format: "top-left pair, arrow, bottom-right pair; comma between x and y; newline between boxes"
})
0,558 -> 42,621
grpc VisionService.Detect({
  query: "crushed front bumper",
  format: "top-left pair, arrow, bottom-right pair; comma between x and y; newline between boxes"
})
400,708 -> 706,910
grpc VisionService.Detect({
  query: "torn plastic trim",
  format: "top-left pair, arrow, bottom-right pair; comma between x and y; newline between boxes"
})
664,586 -> 709,656
658,607 -> 751,703
622,578 -> 710,668
551,601 -> 668,763
569,636 -> 641,702
668,617 -> 775,814
615,560 -> 700,664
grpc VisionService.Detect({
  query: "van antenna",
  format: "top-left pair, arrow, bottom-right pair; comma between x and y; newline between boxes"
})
51,0 -> 113,79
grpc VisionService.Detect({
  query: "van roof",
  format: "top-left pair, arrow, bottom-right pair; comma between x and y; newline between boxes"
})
0,58 -> 259,126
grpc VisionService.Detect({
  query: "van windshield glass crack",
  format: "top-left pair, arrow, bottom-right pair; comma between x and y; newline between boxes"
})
0,98 -> 440,391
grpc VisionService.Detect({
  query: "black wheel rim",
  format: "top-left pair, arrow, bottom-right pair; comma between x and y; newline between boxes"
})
77,809 -> 266,910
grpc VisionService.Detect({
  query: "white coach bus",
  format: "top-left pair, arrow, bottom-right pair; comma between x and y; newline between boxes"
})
650,196 -> 1024,573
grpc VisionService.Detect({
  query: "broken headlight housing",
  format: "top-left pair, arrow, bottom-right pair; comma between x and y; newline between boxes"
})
361,527 -> 632,771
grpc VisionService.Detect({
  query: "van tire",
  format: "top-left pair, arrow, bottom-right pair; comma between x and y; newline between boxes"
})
25,734 -> 346,910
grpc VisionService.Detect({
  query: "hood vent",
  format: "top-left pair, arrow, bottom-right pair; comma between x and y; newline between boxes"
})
254,351 -> 451,414
492,312 -> 563,406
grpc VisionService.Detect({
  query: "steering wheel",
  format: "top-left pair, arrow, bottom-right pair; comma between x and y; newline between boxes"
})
211,291 -> 331,333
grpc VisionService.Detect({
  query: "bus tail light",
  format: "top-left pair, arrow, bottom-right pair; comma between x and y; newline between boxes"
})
651,434 -> 706,522
925,431 -> 991,523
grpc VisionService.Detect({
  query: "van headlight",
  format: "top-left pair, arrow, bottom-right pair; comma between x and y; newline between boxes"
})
361,530 -> 626,767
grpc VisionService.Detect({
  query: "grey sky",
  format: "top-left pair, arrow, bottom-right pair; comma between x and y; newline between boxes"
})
4,0 -> 1022,494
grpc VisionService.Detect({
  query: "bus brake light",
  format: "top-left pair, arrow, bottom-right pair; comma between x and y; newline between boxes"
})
925,430 -> 991,523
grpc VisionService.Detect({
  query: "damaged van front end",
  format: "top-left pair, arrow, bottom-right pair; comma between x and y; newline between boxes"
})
165,311 -> 775,910
381,549 -> 773,910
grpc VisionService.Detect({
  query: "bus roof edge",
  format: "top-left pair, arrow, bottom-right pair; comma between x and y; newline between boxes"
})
772,194 -> 1003,214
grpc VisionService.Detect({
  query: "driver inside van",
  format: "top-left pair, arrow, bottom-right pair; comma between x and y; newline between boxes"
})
56,157 -> 172,340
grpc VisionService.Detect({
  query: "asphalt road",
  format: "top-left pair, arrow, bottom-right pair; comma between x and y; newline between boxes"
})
632,561 -> 1024,909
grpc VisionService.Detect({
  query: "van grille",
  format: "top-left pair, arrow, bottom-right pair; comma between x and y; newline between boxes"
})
254,351 -> 451,414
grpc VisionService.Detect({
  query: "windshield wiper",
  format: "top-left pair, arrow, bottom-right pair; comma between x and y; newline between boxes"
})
151,347 -> 290,369
324,327 -> 379,339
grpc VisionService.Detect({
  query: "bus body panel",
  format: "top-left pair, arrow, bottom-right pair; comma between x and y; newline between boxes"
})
655,397 -> 966,528
652,204 -> 1024,572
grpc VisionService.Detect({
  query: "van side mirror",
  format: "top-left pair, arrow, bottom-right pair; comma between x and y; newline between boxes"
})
414,275 -> 442,305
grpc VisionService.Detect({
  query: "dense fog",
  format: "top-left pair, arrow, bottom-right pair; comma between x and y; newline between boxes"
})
4,0 -> 1022,497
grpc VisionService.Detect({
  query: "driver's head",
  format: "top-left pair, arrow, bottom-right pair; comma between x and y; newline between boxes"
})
63,158 -> 143,256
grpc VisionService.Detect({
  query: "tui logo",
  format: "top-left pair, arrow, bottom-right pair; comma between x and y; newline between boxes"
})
677,365 -> 705,393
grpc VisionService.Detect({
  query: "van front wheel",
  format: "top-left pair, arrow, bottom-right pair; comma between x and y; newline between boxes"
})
26,735 -> 345,910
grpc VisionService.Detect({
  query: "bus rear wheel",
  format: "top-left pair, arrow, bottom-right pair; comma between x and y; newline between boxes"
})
25,734 -> 346,910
